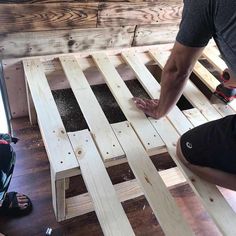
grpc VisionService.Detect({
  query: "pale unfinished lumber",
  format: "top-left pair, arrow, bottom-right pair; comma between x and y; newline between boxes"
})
23,59 -> 79,179
112,121 -> 194,236
66,166 -> 186,219
59,56 -> 124,161
92,52 -> 165,152
68,130 -> 134,236
122,50 -> 193,134
183,108 -> 207,127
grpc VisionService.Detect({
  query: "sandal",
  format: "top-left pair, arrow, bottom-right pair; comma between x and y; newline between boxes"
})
0,192 -> 32,217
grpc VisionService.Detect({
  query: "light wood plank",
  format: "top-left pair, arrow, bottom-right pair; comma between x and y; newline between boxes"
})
122,50 -> 193,134
193,61 -> 220,93
59,56 -> 124,161
212,104 -> 235,117
92,53 -> 165,152
4,45 -> 162,118
183,108 -> 207,127
133,23 -> 180,46
50,167 -> 66,222
149,49 -> 222,121
203,46 -> 236,112
66,166 -> 186,219
25,80 -> 37,125
112,121 -> 194,236
149,116 -> 236,236
0,3 -> 98,33
0,26 -> 135,59
68,130 -> 134,236
23,59 -> 79,178
97,2 -> 183,27
203,46 -> 227,73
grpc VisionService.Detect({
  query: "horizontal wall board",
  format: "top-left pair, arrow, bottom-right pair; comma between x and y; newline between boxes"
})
133,23 -> 179,46
0,3 -> 98,33
0,0 -> 98,2
98,2 -> 183,27
0,26 -> 135,58
0,0 -> 184,3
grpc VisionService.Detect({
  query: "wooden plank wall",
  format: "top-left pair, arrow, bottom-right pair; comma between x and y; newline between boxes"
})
0,0 -> 182,59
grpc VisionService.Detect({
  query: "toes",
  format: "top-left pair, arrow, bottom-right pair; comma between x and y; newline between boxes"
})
16,193 -> 30,209
18,198 -> 29,204
18,203 -> 28,210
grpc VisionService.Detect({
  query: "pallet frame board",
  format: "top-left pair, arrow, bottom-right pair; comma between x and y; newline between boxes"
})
18,43 -> 236,235
121,50 -> 193,135
68,130 -> 135,236
112,121 -> 194,236
92,52 -> 165,152
59,56 -> 124,162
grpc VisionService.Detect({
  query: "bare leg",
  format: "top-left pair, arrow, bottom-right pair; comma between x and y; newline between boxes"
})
176,139 -> 236,191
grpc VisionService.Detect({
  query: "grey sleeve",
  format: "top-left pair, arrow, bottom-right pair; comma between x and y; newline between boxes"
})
176,0 -> 214,47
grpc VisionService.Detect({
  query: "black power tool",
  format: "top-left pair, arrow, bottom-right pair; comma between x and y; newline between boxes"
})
214,70 -> 236,103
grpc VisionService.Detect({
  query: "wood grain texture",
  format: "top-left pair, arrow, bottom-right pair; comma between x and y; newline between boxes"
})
0,26 -> 135,58
66,167 -> 186,218
0,3 -> 98,33
121,50 -> 192,135
133,23 -> 180,46
2,46 -> 159,119
68,130 -> 135,235
112,122 -> 194,236
98,2 -> 183,27
23,58 -> 79,178
0,0 -> 181,3
60,56 -> 125,161
92,52 -> 165,152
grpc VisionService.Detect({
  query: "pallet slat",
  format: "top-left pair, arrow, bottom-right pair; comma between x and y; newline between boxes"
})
203,46 -> 227,73
122,50 -> 193,134
182,108 -> 207,127
150,116 -> 236,236
23,59 -> 79,178
68,130 -> 134,236
149,49 -> 222,121
59,56 -> 124,161
112,121 -> 194,236
66,166 -> 186,219
22,44 -> 236,234
92,52 -> 165,152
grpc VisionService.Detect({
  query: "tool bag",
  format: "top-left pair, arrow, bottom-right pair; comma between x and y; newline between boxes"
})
0,134 -> 18,204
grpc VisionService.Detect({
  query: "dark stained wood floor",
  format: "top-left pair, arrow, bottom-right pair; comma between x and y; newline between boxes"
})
0,117 -> 236,236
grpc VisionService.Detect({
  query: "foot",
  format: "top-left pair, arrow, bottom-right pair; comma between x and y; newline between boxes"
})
0,192 -> 32,216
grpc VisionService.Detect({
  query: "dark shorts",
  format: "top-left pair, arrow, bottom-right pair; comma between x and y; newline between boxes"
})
180,115 -> 236,174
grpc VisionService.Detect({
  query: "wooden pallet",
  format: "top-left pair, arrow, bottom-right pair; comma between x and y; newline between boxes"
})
22,44 -> 236,236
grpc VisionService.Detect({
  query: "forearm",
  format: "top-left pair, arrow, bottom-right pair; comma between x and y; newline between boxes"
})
157,61 -> 189,118
133,42 -> 204,119
156,42 -> 204,118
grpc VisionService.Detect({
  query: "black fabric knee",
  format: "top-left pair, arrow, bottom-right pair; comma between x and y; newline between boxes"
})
180,115 -> 236,174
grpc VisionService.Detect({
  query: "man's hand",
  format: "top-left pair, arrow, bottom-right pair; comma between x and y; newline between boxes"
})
133,97 -> 161,119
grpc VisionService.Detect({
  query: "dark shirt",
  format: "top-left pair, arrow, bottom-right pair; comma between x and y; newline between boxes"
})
176,0 -> 236,75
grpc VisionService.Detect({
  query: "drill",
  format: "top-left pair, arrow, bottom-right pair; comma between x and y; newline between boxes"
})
214,70 -> 236,103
